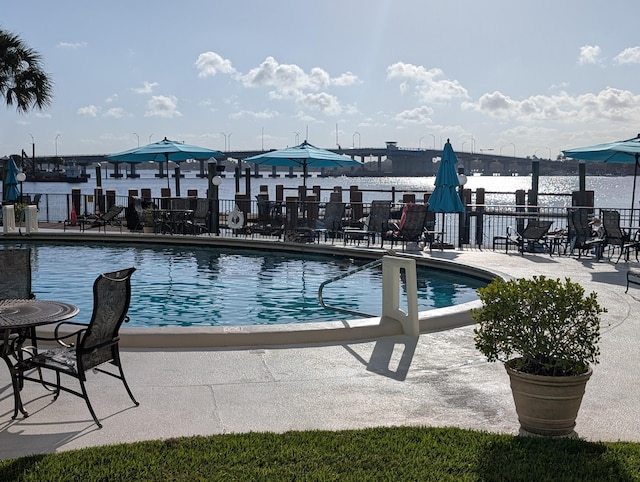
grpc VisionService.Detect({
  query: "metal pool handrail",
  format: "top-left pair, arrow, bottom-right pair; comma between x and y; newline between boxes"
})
317,259 -> 382,318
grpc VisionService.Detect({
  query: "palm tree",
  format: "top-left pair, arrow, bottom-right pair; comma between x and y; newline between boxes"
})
0,28 -> 53,113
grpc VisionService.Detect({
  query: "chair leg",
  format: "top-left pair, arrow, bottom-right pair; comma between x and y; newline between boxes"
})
53,372 -> 62,400
78,377 -> 102,428
117,362 -> 139,407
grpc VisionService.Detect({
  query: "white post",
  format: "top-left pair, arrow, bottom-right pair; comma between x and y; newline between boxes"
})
381,255 -> 419,336
25,205 -> 38,233
2,205 -> 16,233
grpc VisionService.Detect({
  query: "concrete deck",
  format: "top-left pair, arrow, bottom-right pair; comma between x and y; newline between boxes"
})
1,237 -> 639,460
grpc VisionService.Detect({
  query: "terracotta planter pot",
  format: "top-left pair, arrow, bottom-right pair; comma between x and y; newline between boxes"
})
505,361 -> 592,436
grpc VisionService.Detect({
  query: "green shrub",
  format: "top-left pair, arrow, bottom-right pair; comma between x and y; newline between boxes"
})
472,276 -> 606,376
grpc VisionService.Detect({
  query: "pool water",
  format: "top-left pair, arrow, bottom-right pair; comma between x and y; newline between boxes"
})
16,242 -> 485,327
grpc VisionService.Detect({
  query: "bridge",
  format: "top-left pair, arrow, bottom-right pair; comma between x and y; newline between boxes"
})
12,142 -> 632,178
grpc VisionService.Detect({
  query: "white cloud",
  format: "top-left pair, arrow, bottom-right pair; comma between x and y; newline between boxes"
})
386,62 -> 468,103
57,41 -> 87,49
132,81 -> 159,94
613,46 -> 640,65
242,56 -> 358,93
464,86 -> 640,125
104,107 -> 127,118
297,92 -> 342,116
394,106 -> 434,124
145,95 -> 182,118
195,52 -> 237,77
77,105 -> 100,117
105,94 -> 119,103
194,53 -> 357,116
578,45 -> 602,65
237,56 -> 356,115
229,109 -> 280,120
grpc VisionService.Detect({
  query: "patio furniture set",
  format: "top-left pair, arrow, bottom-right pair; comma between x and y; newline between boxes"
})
491,207 -> 640,263
0,248 -> 138,428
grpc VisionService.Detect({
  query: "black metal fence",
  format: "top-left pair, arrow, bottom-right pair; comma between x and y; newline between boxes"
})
21,192 -> 638,251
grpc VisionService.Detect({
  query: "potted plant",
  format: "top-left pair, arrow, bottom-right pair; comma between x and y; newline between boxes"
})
471,275 -> 606,436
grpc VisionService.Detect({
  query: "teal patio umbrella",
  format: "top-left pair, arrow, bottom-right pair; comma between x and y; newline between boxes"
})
244,140 -> 363,188
3,157 -> 21,202
428,139 -> 464,214
428,139 -> 464,249
108,137 -> 224,190
563,134 -> 640,224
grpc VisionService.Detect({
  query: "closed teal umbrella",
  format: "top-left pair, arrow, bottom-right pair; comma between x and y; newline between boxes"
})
428,139 -> 464,213
4,158 -> 21,202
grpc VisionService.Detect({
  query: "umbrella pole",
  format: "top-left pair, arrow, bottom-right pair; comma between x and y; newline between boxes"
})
166,154 -> 170,191
633,154 -> 639,227
303,162 -> 308,189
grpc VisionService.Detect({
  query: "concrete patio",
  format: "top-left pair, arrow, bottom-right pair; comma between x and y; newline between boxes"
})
1,237 -> 639,461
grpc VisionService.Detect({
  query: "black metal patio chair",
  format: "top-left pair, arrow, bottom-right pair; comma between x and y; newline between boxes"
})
493,219 -> 553,256
601,209 -> 640,263
0,248 -> 37,370
20,267 -> 139,428
343,200 -> 391,247
314,201 -> 346,243
384,203 -> 428,250
79,204 -> 124,232
567,208 -> 605,259
0,248 -> 34,300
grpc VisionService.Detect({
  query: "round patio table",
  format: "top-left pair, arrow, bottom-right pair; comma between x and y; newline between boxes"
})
0,299 -> 79,418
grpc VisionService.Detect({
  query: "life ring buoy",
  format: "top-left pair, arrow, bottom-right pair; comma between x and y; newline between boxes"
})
228,206 -> 245,229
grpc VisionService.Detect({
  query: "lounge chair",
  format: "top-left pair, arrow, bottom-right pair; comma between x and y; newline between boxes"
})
20,267 -> 139,428
125,197 -> 145,231
343,200 -> 391,247
315,201 -> 346,243
30,193 -> 42,211
384,203 -> 428,250
72,205 -> 124,232
567,208 -> 604,259
190,198 -> 210,234
249,195 -> 283,237
601,209 -> 640,263
493,219 -> 553,255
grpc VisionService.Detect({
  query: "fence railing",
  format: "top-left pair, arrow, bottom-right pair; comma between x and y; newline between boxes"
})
22,193 -> 636,250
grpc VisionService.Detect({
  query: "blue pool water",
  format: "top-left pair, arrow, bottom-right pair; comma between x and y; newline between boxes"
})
10,242 -> 485,327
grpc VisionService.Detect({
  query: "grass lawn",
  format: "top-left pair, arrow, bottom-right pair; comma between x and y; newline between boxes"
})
1,426 -> 639,481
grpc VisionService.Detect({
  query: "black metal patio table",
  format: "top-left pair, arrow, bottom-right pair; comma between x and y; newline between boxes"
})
0,299 -> 79,419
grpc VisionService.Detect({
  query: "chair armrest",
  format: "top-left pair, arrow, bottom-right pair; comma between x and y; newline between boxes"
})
506,226 -> 521,239
34,321 -> 87,347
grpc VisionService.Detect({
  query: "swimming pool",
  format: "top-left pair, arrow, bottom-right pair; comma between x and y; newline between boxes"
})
10,241 -> 486,328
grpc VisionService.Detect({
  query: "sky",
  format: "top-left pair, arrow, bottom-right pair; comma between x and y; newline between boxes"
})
3,0 -> 640,161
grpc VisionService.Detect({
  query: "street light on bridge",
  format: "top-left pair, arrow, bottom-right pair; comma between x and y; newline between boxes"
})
353,131 -> 361,149
221,132 -> 232,151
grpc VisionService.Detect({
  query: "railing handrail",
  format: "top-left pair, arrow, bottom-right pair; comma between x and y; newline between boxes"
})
317,259 -> 383,318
